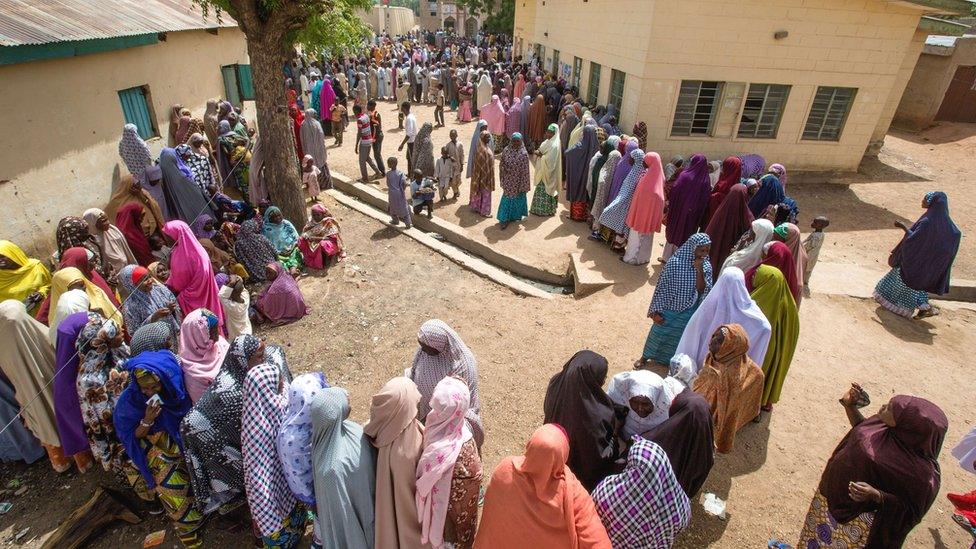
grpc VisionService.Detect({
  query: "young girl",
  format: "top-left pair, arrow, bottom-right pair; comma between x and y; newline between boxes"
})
302,155 -> 321,202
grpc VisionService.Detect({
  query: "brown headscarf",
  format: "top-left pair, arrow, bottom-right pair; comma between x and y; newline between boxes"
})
105,174 -> 164,236
470,135 -> 496,194
528,94 -> 547,143
692,323 -> 764,454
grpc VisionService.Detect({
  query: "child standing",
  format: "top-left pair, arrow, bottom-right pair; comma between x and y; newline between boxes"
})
434,83 -> 446,127
386,158 -> 412,229
330,98 -> 347,146
434,146 -> 457,202
445,129 -> 464,198
802,215 -> 829,296
410,169 -> 436,220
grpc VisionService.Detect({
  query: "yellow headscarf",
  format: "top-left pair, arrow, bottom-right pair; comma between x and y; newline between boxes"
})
0,240 -> 52,311
49,267 -> 122,327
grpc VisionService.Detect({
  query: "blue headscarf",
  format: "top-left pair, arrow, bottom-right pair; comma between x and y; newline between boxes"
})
747,174 -> 785,219
649,233 -> 713,314
892,191 -> 961,294
261,206 -> 300,253
113,350 -> 192,486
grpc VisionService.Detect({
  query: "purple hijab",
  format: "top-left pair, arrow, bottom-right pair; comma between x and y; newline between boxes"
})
256,263 -> 309,325
666,153 -> 712,247
53,312 -> 91,455
892,191 -> 961,294
505,98 -> 522,138
738,154 -> 766,179
607,139 -> 639,203
564,125 -> 599,202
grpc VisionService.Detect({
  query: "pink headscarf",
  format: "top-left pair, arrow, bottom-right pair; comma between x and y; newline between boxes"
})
178,308 -> 230,402
479,95 -> 507,135
162,220 -> 224,330
319,77 -> 337,118
626,152 -> 667,234
255,263 -> 309,325
416,376 -> 473,547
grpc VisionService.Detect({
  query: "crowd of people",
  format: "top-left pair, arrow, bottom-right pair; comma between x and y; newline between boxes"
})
0,27 -> 972,549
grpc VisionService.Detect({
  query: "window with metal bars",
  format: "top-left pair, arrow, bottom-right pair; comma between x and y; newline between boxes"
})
118,86 -> 158,139
587,62 -> 601,105
670,80 -> 723,137
803,86 -> 857,141
552,49 -> 560,76
573,57 -> 582,90
609,69 -> 625,111
737,83 -> 790,139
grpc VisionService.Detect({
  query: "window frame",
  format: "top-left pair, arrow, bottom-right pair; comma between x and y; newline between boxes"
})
609,69 -> 625,112
221,63 -> 255,108
117,85 -> 158,140
572,56 -> 582,91
802,86 -> 857,141
670,80 -> 725,137
736,83 -> 791,140
587,62 -> 601,105
552,49 -> 560,76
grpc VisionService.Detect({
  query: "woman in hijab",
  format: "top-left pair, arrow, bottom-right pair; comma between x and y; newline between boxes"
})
644,387 -> 715,498
416,377 -> 483,549
82,208 -> 137,274
113,351 -> 204,547
119,265 -> 181,334
722,218 -> 776,273
262,206 -> 304,272
181,335 -> 292,514
0,300 -> 78,472
592,438 -> 692,548
693,324 -> 765,454
606,370 -> 673,441
320,78 -> 337,136
622,152 -> 666,266
746,241 -> 800,304
564,125 -> 598,221
457,84 -> 473,123
496,133 -> 531,229
0,240 -> 51,316
56,216 -> 106,278
299,204 -> 345,270
677,267 -> 770,369
363,377 -> 426,549
235,219 -> 278,282
474,424 -> 612,549
52,312 -> 94,470
0,372 -> 45,465
106,174 -> 165,236
543,350 -> 618,491
178,309 -> 228,403
217,120 -> 250,195
159,147 -> 216,224
527,94 -> 547,144
203,99 -> 220,147
664,155 -> 684,183
604,139 -> 636,206
301,110 -> 332,192
48,267 -> 121,342
277,373 -> 330,509
705,184 -> 754,279
505,96 -> 522,140
530,123 -> 562,217
798,393 -> 947,548
664,154 -> 712,262
477,73 -> 493,118
632,121 -> 648,149
242,358 -> 309,547
255,263 -> 309,326
38,247 -> 116,326
638,233 -> 713,368
115,203 -> 155,266
119,124 -> 154,182
749,265 -> 799,412
748,173 -> 785,219
468,130 -> 496,218
773,223 -> 808,305
413,123 -> 437,178
310,387 -> 377,549
129,321 -> 177,356
289,105 -> 305,160
738,154 -> 766,180
142,165 -> 172,221
589,137 -> 621,233
767,163 -> 787,190
708,156 -> 743,220
465,120 -> 490,179
599,149 -> 647,252
875,191 -> 960,319
161,220 -> 223,330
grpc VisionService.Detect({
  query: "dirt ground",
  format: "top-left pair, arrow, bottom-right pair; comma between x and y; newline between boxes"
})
1,105 -> 974,548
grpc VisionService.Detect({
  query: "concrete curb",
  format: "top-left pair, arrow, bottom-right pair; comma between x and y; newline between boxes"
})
326,189 -> 555,300
330,174 -> 572,286
570,253 -> 614,298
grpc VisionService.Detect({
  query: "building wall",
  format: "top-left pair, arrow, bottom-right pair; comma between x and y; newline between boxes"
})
418,0 -> 483,37
0,27 -> 250,256
515,0 -> 932,171
894,37 -> 976,131
363,6 -> 417,37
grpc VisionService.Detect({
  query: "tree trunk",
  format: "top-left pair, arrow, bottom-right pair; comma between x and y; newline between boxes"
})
246,36 -> 307,228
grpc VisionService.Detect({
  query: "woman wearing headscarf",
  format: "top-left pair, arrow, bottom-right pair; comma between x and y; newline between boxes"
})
407,320 -> 484,450
56,216 -> 106,278
469,131 -> 496,218
563,125 -> 598,221
0,300 -> 78,472
416,377 -> 482,549
705,184 -> 754,280
543,350 -> 618,491
474,424 -> 612,549
180,135 -> 218,192
119,124 -> 154,183
0,240 -> 51,316
299,204 -> 345,270
632,121 -> 647,150
310,387 -> 377,549
119,265 -> 181,334
592,438 -> 692,548
48,267 -> 121,343
288,104 -> 305,161
476,73 -> 492,118
692,323 -> 765,454
0,372 -> 45,465
320,77 -> 337,136
255,263 -> 309,326
708,156 -> 743,220
115,203 -> 155,266
217,120 -> 250,196
52,312 -> 94,469
589,137 -> 621,232
605,139 -> 637,206
203,99 -> 220,147
181,335 -> 291,514
767,163 -> 787,190
722,218 -> 775,273
262,206 -> 304,271
639,233 -> 713,368
413,123 -> 437,178
621,152 -> 667,265
738,153 -> 766,180
606,370 -> 673,441
242,358 -> 309,547
457,84 -> 473,123
749,265 -> 799,411
363,377 -> 427,549
105,174 -> 165,236
527,94 -> 547,144
301,109 -> 332,192
178,309 -> 228,403
644,388 -> 715,498
129,321 -> 177,356
75,313 -> 130,472
113,351 -> 204,547
664,154 -> 712,262
159,147 -> 217,224
875,192 -> 960,319
530,123 -> 562,217
746,241 -> 800,304
82,208 -> 137,274
773,223 -> 808,305
797,393 -> 947,549
600,148 -> 648,252
747,173 -> 785,219
464,120 -> 489,179
497,133 -> 531,229
505,96 -> 522,140
142,165 -> 172,221
664,155 -> 684,183
161,220 -> 224,330
235,219 -> 278,282
277,373 -> 330,509
513,73 -> 526,102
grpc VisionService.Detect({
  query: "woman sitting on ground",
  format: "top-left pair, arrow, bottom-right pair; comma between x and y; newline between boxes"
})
83,208 -> 137,275
178,309 -> 229,403
35,247 -> 119,325
262,206 -> 304,273
0,240 -> 51,317
254,263 -> 309,327
606,370 -> 673,442
118,265 -> 182,335
234,219 -> 278,283
298,204 -> 345,270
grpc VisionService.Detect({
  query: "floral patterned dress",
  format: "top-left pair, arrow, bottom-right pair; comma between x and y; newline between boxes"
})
75,314 -> 130,472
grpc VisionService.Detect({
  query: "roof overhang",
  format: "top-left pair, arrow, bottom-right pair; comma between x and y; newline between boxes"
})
891,0 -> 973,15
920,15 -> 972,34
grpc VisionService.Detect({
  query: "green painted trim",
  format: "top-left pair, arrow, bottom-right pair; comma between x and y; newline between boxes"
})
920,15 -> 971,34
0,33 -> 159,66
903,0 -> 972,15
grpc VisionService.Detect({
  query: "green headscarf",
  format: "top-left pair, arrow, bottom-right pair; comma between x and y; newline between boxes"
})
748,265 -> 799,406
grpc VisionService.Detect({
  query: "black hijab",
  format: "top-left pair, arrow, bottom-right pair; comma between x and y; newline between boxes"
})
542,350 -> 620,491
642,389 -> 715,498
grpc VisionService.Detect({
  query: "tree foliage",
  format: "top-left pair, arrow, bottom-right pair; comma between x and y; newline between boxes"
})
452,0 -> 514,34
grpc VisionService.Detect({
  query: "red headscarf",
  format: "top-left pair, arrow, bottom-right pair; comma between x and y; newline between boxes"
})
705,184 -> 754,278
707,156 -> 743,220
290,105 -> 305,160
745,241 -> 798,301
115,203 -> 154,266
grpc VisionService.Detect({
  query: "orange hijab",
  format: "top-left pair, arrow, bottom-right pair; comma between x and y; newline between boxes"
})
474,424 -> 611,549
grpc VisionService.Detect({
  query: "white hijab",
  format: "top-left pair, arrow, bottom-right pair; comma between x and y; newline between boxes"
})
607,370 -> 672,440
82,208 -> 137,273
722,219 -> 775,273
48,289 -> 90,346
675,267 -> 772,372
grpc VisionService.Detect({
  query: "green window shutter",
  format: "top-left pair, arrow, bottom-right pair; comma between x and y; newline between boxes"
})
237,64 -> 255,100
118,86 -> 155,139
222,65 -> 242,107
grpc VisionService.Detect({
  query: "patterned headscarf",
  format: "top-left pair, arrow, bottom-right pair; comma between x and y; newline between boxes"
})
118,265 -> 182,334
649,233 -> 713,314
277,372 -> 330,506
76,313 -> 130,472
128,321 -> 176,356
55,217 -> 103,274
118,124 -> 153,180
234,219 -> 277,282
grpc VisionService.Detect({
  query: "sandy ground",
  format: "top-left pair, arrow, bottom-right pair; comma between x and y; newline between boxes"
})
1,104 -> 975,548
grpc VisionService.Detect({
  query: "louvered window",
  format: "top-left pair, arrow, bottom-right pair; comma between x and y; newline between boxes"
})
737,83 -> 790,139
803,86 -> 857,141
670,80 -> 723,137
